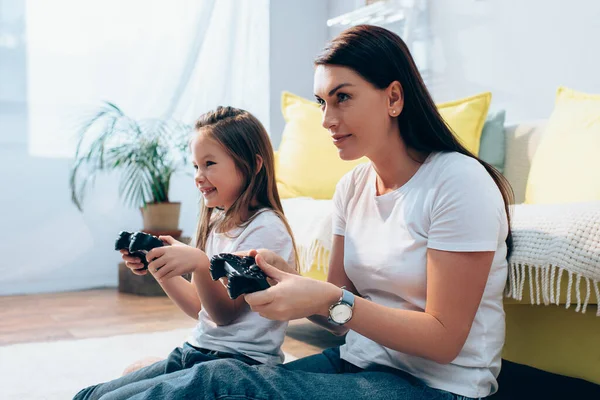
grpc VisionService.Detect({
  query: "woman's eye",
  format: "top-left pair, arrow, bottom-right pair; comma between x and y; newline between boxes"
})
315,97 -> 325,107
337,93 -> 350,103
206,161 -> 215,167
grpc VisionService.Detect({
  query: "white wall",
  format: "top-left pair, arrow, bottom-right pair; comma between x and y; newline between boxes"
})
328,0 -> 360,39
0,148 -> 201,296
427,0 -> 600,122
0,0 -> 330,295
327,0 -> 406,39
0,146 -> 200,296
269,0 -> 328,147
329,0 -> 600,123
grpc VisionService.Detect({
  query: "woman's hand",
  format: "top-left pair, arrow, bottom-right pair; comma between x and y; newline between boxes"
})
246,249 -> 299,275
146,236 -> 210,282
120,250 -> 147,275
244,253 -> 341,321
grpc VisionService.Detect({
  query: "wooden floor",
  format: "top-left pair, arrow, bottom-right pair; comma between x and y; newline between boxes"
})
0,288 -> 344,359
4,290 -> 600,399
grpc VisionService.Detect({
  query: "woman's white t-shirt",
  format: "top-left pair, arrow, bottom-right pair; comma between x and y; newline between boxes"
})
333,152 -> 508,398
189,209 -> 295,366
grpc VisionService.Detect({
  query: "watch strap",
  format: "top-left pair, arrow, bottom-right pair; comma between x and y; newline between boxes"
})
340,287 -> 355,308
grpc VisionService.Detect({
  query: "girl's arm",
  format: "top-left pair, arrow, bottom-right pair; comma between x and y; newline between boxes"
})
153,262 -> 244,325
190,259 -> 248,326
145,239 -> 246,326
197,215 -> 296,325
121,250 -> 201,320
154,276 -> 202,320
246,248 -> 494,365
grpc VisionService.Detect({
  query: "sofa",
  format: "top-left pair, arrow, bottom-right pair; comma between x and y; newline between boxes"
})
498,121 -> 599,385
276,89 -> 600,386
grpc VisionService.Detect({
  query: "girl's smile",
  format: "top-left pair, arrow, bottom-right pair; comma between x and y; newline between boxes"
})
191,131 -> 244,211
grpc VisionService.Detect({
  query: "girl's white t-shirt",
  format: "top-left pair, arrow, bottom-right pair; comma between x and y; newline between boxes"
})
189,209 -> 295,365
333,152 -> 508,398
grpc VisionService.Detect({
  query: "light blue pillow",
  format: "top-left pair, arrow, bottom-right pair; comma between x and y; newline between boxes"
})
479,110 -> 506,173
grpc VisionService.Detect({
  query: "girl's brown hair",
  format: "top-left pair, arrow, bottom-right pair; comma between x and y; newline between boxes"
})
315,25 -> 513,256
193,106 -> 298,269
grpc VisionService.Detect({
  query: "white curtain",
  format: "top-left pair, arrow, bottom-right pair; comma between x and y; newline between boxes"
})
25,0 -> 270,158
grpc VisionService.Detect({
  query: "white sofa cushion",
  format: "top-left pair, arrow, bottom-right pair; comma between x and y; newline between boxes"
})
503,121 -> 546,203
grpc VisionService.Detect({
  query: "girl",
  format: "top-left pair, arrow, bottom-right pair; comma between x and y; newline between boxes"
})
74,106 -> 297,400
127,25 -> 513,400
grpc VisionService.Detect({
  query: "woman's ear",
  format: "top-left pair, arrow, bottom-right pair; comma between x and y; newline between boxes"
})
255,154 -> 264,175
387,80 -> 404,115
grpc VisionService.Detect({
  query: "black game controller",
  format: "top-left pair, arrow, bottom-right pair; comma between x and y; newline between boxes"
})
115,231 -> 164,270
209,253 -> 270,299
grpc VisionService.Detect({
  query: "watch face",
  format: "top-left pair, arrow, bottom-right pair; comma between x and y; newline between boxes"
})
331,304 -> 352,324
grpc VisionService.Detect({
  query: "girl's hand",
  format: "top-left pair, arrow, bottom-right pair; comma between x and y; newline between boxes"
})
146,236 -> 209,282
244,254 -> 341,321
120,250 -> 147,276
158,235 -> 187,247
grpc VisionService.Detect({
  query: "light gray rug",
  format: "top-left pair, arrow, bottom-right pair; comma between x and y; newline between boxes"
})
0,329 -> 296,400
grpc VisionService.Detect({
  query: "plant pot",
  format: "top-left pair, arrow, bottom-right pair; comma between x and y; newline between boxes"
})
140,202 -> 181,231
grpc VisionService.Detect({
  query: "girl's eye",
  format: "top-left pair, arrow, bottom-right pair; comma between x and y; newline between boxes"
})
206,161 -> 215,167
315,97 -> 325,107
337,93 -> 350,103
193,165 -> 198,170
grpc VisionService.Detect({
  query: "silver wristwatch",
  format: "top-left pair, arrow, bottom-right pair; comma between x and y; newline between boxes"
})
328,287 -> 355,325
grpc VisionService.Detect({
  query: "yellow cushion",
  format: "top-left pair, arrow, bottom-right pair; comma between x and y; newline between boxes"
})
276,91 -> 492,199
275,92 -> 367,199
437,91 -> 492,155
273,151 -> 296,198
525,87 -> 600,204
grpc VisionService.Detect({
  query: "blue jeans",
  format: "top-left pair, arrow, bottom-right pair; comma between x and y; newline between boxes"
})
121,347 -> 479,400
73,343 -> 260,400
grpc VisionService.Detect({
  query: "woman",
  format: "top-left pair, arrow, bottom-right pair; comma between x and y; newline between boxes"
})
123,24 -> 513,400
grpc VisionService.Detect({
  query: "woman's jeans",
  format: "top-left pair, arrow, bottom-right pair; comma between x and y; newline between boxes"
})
102,347 -> 480,400
72,342 -> 260,400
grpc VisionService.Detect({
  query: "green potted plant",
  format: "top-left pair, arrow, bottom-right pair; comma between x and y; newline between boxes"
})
69,102 -> 191,233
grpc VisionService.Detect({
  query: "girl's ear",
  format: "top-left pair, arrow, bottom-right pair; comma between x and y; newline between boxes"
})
255,154 -> 264,175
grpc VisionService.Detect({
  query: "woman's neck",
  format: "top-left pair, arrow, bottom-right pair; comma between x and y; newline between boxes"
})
369,133 -> 428,195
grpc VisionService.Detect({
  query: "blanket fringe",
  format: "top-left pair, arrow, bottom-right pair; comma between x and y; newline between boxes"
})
506,263 -> 600,316
298,240 -> 330,275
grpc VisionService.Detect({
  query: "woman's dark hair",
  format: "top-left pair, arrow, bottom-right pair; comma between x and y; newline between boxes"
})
315,25 -> 513,256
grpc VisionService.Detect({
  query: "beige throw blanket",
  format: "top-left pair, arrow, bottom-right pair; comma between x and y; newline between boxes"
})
505,201 -> 600,316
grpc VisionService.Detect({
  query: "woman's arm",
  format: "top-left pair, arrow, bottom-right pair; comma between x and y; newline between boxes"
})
338,249 -> 494,364
307,235 -> 357,336
245,241 -> 354,336
245,248 -> 494,364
